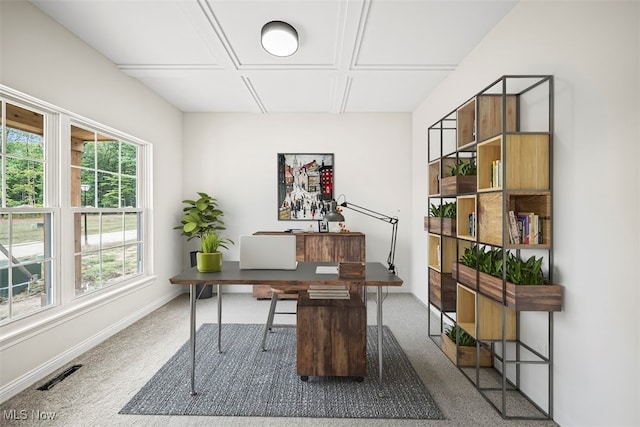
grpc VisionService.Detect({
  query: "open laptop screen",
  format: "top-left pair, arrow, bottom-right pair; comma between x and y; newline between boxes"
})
239,235 -> 298,270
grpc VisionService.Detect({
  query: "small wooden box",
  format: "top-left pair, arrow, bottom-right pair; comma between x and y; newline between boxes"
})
338,262 -> 365,279
441,333 -> 492,367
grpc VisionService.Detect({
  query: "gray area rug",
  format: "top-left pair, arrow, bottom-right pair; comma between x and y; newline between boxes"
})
120,323 -> 443,419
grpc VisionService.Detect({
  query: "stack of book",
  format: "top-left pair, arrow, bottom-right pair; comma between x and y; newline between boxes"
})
307,285 -> 350,299
508,210 -> 543,244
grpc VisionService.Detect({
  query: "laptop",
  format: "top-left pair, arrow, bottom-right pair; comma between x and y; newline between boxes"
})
239,235 -> 298,270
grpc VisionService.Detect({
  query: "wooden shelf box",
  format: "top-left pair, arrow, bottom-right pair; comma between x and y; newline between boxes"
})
428,234 -> 456,272
477,134 -> 550,192
456,283 -> 516,341
476,94 -> 517,142
506,192 -> 552,247
457,95 -> 518,149
441,333 -> 492,367
456,195 -> 477,241
426,216 -> 456,236
477,191 -> 552,248
477,192 -> 503,246
428,160 -> 441,196
456,99 -> 476,148
441,175 -> 477,196
429,268 -> 456,312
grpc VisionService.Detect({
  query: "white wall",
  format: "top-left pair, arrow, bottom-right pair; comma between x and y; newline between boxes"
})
182,113 -> 412,292
0,1 -> 184,399
412,2 -> 639,426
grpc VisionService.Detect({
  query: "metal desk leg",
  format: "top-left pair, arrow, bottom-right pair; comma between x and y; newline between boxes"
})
190,283 -> 197,396
217,284 -> 222,353
377,286 -> 384,394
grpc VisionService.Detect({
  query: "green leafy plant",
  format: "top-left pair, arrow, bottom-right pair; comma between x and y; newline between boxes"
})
506,253 -> 544,285
429,201 -> 456,218
445,324 -> 476,346
448,158 -> 477,177
458,245 -> 545,285
200,231 -> 233,253
459,245 -> 478,268
174,192 -> 228,241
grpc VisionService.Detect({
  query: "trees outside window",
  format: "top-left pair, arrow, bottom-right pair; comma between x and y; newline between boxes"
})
0,89 -> 149,324
0,101 -> 52,322
71,125 -> 143,296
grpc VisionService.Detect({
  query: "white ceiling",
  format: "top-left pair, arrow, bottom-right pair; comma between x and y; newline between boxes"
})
31,0 -> 517,113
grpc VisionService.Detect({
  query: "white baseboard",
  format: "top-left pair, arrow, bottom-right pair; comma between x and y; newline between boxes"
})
0,290 -> 182,403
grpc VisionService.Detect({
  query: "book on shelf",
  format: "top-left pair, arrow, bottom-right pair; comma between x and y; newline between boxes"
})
508,210 -> 520,244
490,159 -> 502,188
516,212 -> 542,244
516,213 -> 529,244
468,212 -> 476,237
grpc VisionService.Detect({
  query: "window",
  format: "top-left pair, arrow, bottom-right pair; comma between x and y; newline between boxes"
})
0,101 -> 54,322
0,86 -> 150,326
70,125 -> 144,296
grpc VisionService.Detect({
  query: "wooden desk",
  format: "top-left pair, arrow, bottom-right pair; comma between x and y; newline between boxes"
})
169,261 -> 402,395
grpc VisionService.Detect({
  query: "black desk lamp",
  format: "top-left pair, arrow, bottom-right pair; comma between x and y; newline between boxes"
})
326,197 -> 399,275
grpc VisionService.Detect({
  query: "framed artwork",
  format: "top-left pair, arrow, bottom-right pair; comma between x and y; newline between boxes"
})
318,219 -> 329,233
277,153 -> 334,221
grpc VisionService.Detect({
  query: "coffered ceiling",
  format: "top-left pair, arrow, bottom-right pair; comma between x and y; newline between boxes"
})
31,0 -> 517,113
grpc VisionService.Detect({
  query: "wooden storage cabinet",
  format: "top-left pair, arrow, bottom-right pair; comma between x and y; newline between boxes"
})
296,291 -> 366,379
252,232 -> 365,298
426,75 -> 558,419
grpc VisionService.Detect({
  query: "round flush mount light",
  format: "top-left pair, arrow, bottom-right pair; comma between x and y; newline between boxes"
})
261,21 -> 298,57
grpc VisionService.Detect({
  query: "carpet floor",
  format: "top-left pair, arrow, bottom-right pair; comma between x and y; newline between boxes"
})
120,323 -> 443,419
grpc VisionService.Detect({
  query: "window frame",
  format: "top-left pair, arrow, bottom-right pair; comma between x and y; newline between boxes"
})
0,85 -> 153,337
68,121 -> 146,298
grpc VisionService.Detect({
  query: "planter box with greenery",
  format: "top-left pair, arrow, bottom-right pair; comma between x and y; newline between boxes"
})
441,158 -> 477,196
427,201 -> 456,236
455,245 -> 562,311
451,261 -> 477,290
441,325 -> 492,367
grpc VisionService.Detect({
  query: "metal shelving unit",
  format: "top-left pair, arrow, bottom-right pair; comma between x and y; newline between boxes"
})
426,75 -> 559,420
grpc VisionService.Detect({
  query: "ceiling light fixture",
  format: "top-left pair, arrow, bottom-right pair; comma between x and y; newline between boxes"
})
261,20 -> 298,57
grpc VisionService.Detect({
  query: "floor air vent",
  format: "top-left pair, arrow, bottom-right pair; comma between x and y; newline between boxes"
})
37,364 -> 83,391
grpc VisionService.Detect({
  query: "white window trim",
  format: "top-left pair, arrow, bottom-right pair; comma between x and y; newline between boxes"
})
0,84 -> 154,340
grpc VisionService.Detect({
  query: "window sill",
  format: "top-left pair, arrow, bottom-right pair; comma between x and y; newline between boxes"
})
0,275 -> 157,347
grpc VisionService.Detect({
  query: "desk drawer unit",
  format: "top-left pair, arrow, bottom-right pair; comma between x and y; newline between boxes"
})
296,291 -> 366,379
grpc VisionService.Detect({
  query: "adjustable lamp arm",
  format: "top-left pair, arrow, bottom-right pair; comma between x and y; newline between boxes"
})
338,201 -> 399,275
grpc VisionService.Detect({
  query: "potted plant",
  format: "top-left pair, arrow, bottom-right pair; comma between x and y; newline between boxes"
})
196,231 -> 233,272
175,192 -> 234,295
441,158 -> 477,196
427,201 -> 456,236
441,324 -> 492,367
